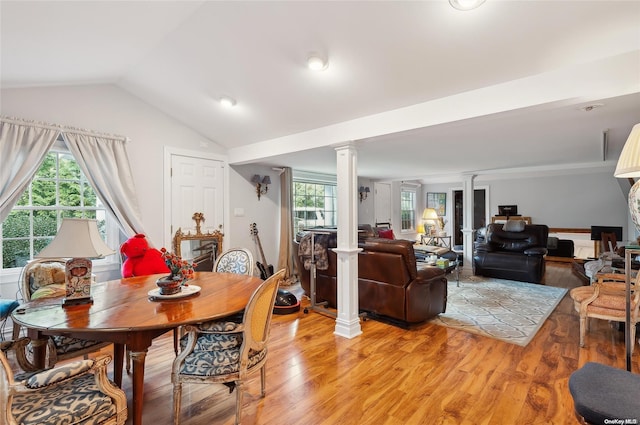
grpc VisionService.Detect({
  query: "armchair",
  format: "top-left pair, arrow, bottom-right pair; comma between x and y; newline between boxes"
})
569,272 -> 640,351
14,259 -> 111,364
1,337 -> 127,425
172,269 -> 284,425
473,222 -> 549,283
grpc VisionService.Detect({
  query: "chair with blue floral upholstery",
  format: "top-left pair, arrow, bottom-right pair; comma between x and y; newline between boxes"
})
1,337 -> 127,425
13,259 -> 111,365
172,269 -> 284,425
171,247 -> 255,355
213,248 -> 254,275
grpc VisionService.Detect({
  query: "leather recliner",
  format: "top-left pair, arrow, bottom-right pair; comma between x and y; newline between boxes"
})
473,223 -> 549,284
295,237 -> 447,326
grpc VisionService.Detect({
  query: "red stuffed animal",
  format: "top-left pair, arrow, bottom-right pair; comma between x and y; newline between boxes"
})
120,234 -> 169,278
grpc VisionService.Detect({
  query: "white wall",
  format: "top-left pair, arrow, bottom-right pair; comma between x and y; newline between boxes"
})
0,84 -> 287,314
228,164 -> 280,269
1,84 -> 227,247
423,170 -> 629,235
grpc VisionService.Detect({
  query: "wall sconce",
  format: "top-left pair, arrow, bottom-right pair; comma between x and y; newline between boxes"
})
359,186 -> 370,203
251,174 -> 271,200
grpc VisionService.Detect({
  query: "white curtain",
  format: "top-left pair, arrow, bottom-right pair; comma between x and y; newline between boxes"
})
62,132 -> 146,237
277,167 -> 297,285
0,118 -> 60,222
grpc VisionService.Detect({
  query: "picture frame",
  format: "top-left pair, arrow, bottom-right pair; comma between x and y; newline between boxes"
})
427,192 -> 446,216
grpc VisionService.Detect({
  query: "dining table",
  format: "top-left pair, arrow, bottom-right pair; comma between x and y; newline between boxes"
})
12,271 -> 264,425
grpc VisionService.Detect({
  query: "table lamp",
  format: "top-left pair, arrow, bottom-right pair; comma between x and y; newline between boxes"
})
422,208 -> 440,235
36,218 -> 115,307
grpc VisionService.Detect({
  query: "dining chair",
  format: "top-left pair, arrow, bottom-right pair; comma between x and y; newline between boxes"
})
172,247 -> 255,355
172,269 -> 284,425
569,271 -> 640,351
14,259 -> 111,366
213,247 -> 254,275
1,337 -> 128,425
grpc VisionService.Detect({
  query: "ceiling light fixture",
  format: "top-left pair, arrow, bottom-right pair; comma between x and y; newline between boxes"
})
449,0 -> 486,11
220,96 -> 237,108
307,54 -> 328,71
580,103 -> 605,112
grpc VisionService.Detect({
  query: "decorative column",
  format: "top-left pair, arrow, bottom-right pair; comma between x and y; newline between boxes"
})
461,174 -> 477,275
333,144 -> 363,338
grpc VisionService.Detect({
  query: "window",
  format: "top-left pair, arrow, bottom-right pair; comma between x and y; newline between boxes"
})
400,189 -> 416,231
1,149 -> 116,270
293,172 -> 337,233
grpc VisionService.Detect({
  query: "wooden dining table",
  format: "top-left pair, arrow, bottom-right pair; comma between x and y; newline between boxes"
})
12,271 -> 264,425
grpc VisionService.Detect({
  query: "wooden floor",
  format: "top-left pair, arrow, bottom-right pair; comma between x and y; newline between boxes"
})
106,262 -> 637,425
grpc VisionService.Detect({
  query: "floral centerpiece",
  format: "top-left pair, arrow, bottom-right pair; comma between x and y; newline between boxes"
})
156,248 -> 197,295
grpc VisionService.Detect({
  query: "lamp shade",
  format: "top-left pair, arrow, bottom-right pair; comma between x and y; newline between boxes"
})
422,208 -> 439,221
251,174 -> 262,184
261,175 -> 271,185
36,218 -> 115,259
614,123 -> 640,178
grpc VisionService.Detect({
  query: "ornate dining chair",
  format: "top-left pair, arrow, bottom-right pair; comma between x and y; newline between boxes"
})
569,271 -> 640,351
1,337 -> 127,425
13,259 -> 111,365
171,247 -> 256,355
172,269 -> 284,425
213,248 -> 254,275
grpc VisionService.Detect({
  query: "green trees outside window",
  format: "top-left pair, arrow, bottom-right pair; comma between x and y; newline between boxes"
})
1,151 -> 106,269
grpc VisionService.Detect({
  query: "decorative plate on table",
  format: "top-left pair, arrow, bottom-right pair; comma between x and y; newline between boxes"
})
147,285 -> 201,300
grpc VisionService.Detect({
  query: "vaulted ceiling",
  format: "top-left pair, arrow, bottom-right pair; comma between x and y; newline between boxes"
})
2,1 -> 639,181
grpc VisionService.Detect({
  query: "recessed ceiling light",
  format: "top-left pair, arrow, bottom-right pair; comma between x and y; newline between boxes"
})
307,54 -> 328,71
220,96 -> 237,108
449,0 -> 486,11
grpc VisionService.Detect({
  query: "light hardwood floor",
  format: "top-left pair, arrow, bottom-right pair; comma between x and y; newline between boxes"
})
108,262 -> 637,425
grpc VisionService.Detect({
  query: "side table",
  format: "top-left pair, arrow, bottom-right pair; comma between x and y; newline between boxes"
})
420,235 -> 451,248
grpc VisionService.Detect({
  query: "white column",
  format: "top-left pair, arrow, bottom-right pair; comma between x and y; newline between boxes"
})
333,144 -> 362,339
461,174 -> 477,275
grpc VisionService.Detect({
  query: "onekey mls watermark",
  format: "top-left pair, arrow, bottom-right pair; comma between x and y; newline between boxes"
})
604,420 -> 638,425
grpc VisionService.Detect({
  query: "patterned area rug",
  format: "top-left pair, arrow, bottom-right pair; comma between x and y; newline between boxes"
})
432,276 -> 568,346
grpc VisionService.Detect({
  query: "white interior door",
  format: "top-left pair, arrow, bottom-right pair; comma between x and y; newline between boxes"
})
170,154 -> 224,237
374,182 -> 392,225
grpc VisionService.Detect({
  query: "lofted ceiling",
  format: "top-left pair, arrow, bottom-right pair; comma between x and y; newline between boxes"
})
1,1 -> 639,182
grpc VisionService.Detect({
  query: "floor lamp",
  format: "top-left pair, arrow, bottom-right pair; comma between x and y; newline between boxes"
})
613,122 -> 640,371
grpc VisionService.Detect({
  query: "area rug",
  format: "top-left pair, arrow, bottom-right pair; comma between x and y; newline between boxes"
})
431,276 -> 568,346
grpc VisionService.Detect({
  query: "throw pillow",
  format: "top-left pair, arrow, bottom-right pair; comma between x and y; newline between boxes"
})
503,219 -> 526,232
378,229 -> 395,239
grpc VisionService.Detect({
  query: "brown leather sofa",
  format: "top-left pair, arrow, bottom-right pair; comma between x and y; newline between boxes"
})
473,222 -> 549,283
295,237 -> 447,326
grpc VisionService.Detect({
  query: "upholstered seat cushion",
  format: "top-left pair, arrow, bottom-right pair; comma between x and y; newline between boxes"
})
569,362 -> 640,424
0,299 -> 19,317
570,286 -> 632,317
12,373 -> 117,425
52,335 -> 106,355
179,333 -> 266,376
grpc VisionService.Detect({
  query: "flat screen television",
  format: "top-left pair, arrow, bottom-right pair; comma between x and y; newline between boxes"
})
590,226 -> 623,241
498,205 -> 518,217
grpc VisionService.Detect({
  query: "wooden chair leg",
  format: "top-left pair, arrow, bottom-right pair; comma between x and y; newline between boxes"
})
173,329 -> 179,355
579,317 -> 586,347
173,382 -> 182,425
235,381 -> 244,425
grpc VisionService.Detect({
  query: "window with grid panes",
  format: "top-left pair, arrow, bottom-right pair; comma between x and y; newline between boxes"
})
1,150 -> 114,270
400,189 -> 416,231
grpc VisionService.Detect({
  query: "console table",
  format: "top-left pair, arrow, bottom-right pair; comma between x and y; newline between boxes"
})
420,235 -> 451,248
